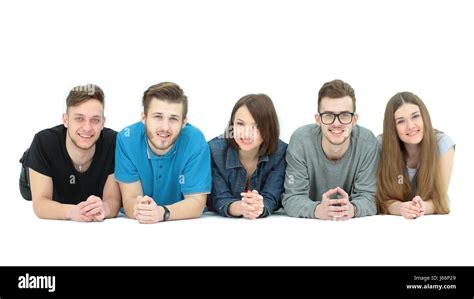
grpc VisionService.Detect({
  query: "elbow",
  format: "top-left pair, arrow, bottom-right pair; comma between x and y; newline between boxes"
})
32,200 -> 47,219
193,209 -> 204,219
122,205 -> 135,219
194,200 -> 207,218
104,201 -> 120,219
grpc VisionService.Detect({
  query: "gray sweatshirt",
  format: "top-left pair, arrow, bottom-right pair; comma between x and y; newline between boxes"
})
282,124 -> 380,218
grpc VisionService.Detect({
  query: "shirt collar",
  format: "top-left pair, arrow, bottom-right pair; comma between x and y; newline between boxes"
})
225,146 -> 269,169
143,128 -> 178,160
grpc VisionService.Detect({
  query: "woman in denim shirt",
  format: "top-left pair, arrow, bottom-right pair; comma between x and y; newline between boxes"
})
208,94 -> 287,218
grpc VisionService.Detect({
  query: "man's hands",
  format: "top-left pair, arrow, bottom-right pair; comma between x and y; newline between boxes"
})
314,187 -> 356,221
133,195 -> 163,224
68,195 -> 106,222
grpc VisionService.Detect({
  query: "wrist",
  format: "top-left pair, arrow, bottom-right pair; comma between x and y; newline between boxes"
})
314,203 -> 321,219
66,207 -> 74,221
228,201 -> 243,217
352,203 -> 357,218
160,205 -> 170,222
102,202 -> 110,219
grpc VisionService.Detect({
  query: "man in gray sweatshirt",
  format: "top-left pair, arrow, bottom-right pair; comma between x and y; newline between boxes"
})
282,79 -> 379,220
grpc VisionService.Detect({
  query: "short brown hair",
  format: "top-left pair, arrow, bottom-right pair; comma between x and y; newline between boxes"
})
226,94 -> 280,155
318,79 -> 356,112
66,84 -> 104,111
142,82 -> 188,117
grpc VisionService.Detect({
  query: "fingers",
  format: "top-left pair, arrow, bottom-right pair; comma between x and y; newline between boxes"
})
241,195 -> 264,206
75,214 -> 94,222
136,195 -> 152,205
327,203 -> 349,212
134,197 -> 159,223
134,196 -> 157,221
93,211 -> 105,222
328,206 -> 350,220
70,201 -> 94,221
136,203 -> 155,210
136,215 -> 155,224
322,187 -> 349,206
136,209 -> 158,223
84,207 -> 104,217
336,187 -> 349,199
403,212 -> 419,220
86,195 -> 101,203
322,188 -> 339,201
81,201 -> 103,215
135,209 -> 156,216
241,191 -> 264,216
412,196 -> 425,214
401,202 -> 423,219
241,201 -> 263,219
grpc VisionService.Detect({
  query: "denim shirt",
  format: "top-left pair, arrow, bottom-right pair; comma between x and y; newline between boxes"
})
208,136 -> 288,217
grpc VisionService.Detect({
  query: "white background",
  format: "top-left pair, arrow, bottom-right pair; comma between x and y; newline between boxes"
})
0,0 -> 472,266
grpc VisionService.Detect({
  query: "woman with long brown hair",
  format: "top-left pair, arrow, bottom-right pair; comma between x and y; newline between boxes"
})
376,92 -> 455,219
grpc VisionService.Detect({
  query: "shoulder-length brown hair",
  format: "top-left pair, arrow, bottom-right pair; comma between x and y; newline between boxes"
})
376,91 -> 449,214
226,94 -> 280,156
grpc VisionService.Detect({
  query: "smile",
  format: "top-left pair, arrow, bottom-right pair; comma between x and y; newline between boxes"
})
78,133 -> 93,139
329,128 -> 345,135
406,130 -> 420,137
240,138 -> 254,144
157,132 -> 170,138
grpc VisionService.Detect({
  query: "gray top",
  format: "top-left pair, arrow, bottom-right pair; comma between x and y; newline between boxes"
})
282,124 -> 380,218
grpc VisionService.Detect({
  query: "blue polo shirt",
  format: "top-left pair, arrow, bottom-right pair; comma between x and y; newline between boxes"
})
115,121 -> 211,205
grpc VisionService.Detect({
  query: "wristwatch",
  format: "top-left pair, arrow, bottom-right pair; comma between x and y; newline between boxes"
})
161,205 -> 170,222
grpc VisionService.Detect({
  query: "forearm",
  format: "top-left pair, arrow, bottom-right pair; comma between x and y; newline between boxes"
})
423,199 -> 435,215
168,195 -> 206,220
32,198 -> 74,220
351,196 -> 377,217
386,200 -> 403,215
282,194 -> 319,218
228,201 -> 243,217
260,197 -> 277,218
213,196 -> 239,217
102,198 -> 120,219
122,196 -> 136,219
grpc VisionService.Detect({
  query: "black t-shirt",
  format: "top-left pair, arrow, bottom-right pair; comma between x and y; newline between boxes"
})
25,125 -> 117,204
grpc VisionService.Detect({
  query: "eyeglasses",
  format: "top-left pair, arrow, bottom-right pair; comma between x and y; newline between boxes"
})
319,112 -> 355,125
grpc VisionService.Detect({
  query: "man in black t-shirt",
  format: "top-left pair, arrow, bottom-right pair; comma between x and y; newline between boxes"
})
24,84 -> 121,221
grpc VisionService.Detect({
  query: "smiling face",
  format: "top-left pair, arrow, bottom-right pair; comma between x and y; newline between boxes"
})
142,98 -> 187,156
63,99 -> 105,150
233,105 -> 263,153
394,103 -> 424,145
315,96 -> 357,147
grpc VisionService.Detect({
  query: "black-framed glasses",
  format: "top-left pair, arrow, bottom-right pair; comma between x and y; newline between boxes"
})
319,112 -> 355,125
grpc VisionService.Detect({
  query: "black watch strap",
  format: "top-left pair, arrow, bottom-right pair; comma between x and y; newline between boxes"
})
161,205 -> 170,222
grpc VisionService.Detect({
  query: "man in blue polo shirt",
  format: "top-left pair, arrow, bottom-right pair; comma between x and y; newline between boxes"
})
115,82 -> 211,224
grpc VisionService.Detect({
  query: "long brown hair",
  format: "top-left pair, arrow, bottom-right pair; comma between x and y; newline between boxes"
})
376,92 -> 449,214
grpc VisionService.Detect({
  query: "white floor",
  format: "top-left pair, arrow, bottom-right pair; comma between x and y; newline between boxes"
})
1,199 -> 472,266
